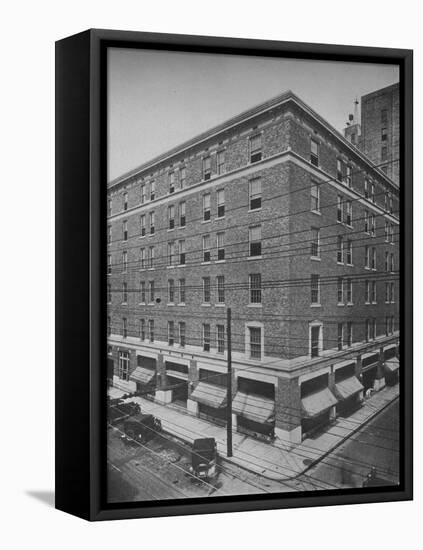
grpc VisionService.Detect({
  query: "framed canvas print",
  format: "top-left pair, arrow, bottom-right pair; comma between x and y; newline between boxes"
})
55,29 -> 413,521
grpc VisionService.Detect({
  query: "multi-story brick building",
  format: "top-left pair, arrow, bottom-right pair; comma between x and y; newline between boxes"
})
107,90 -> 400,445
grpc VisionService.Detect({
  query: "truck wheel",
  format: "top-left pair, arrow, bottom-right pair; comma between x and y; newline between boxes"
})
126,429 -> 135,440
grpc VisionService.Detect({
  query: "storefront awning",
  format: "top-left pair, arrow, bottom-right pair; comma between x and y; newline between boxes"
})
232,392 -> 275,424
130,367 -> 155,384
384,357 -> 399,373
335,377 -> 364,401
190,382 -> 227,408
301,388 -> 338,418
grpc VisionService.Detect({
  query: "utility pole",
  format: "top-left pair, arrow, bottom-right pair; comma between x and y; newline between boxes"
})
226,307 -> 233,457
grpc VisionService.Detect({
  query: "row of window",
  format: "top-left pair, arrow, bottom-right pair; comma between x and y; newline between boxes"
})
311,275 -> 396,306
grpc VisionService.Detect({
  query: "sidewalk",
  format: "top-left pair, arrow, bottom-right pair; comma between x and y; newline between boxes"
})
118,384 -> 399,481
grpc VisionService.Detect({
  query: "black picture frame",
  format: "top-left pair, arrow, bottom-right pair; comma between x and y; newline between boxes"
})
55,28 -> 413,521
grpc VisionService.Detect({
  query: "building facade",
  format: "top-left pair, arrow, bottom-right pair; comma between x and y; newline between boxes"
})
107,90 -> 400,445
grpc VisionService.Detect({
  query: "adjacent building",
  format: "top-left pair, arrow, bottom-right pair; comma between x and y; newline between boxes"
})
107,90 -> 400,445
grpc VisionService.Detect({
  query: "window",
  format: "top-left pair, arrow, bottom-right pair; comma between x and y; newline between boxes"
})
123,220 -> 128,241
168,321 -> 175,346
337,195 -> 343,223
107,316 -> 111,336
148,246 -> 154,269
390,223 -> 395,244
169,172 -> 175,193
217,325 -> 225,353
371,182 -> 375,203
249,327 -> 262,359
168,279 -> 175,303
365,280 -> 371,303
249,225 -> 262,257
346,240 -> 353,265
122,282 -> 128,303
311,182 -> 320,212
168,205 -> 175,229
149,319 -> 154,342
149,211 -> 155,234
122,318 -> 127,338
346,322 -> 352,347
217,150 -> 226,174
381,127 -> 388,142
364,211 -> 369,234
168,241 -> 176,266
216,275 -> 225,303
250,134 -> 262,163
345,200 -> 352,226
179,201 -> 186,227
371,281 -> 377,303
389,194 -> 393,214
179,322 -> 186,347
381,108 -> 388,124
150,180 -> 155,201
310,324 -> 321,358
365,245 -> 370,268
140,281 -> 146,303
178,278 -> 186,304
390,282 -> 395,303
346,165 -> 352,188
249,178 -> 262,210
381,146 -> 387,161
107,254 -> 112,275
337,323 -> 343,351
107,225 -> 112,244
203,156 -> 211,180
179,166 -> 186,189
337,277 -> 344,304
203,277 -> 211,303
108,199 -> 112,217
385,220 -> 389,242
217,232 -> 225,260
203,234 -> 211,262
385,251 -> 389,272
123,192 -> 128,211
122,251 -> 128,273
107,283 -> 112,303
337,159 -> 343,182
118,351 -> 130,380
149,280 -> 155,303
140,214 -> 146,237
370,213 -> 376,237
337,235 -> 344,263
250,273 -> 262,304
310,227 -> 320,258
217,189 -> 225,218
371,247 -> 377,270
203,324 -> 211,352
310,139 -> 319,166
203,194 -> 211,221
140,184 -> 146,204
310,274 -> 320,305
139,319 -> 145,341
390,253 -> 395,273
385,282 -> 390,303
346,278 -> 353,304
364,179 -> 369,199
179,240 -> 186,265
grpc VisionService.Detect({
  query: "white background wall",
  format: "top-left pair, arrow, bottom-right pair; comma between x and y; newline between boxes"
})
0,0 -> 420,547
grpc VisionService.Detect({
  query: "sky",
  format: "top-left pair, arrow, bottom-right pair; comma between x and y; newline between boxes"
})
108,48 -> 399,182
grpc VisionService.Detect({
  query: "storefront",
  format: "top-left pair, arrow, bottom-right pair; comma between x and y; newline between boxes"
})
190,381 -> 227,425
334,363 -> 363,416
165,361 -> 189,407
300,373 -> 337,438
361,352 -> 380,392
129,355 -> 156,395
384,349 -> 399,385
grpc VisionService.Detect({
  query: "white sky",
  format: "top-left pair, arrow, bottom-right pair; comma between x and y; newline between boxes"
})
108,48 -> 399,182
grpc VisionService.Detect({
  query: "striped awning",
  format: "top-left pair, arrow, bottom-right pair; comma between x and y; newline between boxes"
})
190,382 -> 227,408
301,388 -> 338,418
232,392 -> 275,424
335,377 -> 364,400
384,357 -> 400,373
130,367 -> 155,384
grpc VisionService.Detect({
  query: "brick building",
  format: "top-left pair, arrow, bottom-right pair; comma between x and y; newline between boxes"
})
107,90 -> 400,445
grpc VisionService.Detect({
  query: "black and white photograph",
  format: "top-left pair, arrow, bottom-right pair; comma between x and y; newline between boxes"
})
105,47 -> 402,503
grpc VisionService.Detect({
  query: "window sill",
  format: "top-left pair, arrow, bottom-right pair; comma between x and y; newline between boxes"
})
311,256 -> 321,262
337,303 -> 345,307
167,303 -> 175,306
167,228 -> 175,233
248,208 -> 262,214
177,264 -> 187,268
310,303 -> 321,308
337,261 -> 344,266
347,302 -> 354,306
215,259 -> 226,264
248,303 -> 262,308
138,302 -> 146,306
177,303 -> 186,306
311,210 -> 322,216
201,219 -> 211,224
201,303 -> 211,307
215,216 -> 225,221
201,261 -> 211,266
166,265 -> 176,269
215,303 -> 225,307
248,255 -> 262,260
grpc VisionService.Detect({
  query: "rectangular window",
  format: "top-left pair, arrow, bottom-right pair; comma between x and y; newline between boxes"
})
371,182 -> 375,203
337,235 -> 344,263
381,108 -> 388,124
149,211 -> 155,234
203,156 -> 212,180
337,277 -> 344,304
370,213 -> 376,237
249,225 -> 262,257
249,327 -> 262,359
169,172 -> 175,193
203,193 -> 211,221
311,182 -> 320,212
216,275 -> 225,303
179,240 -> 186,265
310,274 -> 320,305
381,127 -> 388,142
107,254 -> 112,275
391,282 -> 395,303
364,211 -> 369,234
203,234 -> 211,262
345,200 -> 352,226
122,282 -> 128,303
123,192 -> 128,211
140,184 -> 146,204
371,281 -> 377,303
140,214 -> 146,236
346,322 -> 352,347
390,253 -> 395,273
249,178 -> 262,210
365,280 -> 371,303
217,232 -> 225,260
346,240 -> 353,265
385,282 -> 390,303
140,281 -> 146,303
149,280 -> 155,303
337,195 -> 343,223
250,273 -> 262,304
107,225 -> 112,244
139,319 -> 145,341
217,150 -> 226,174
123,220 -> 128,241
168,205 -> 175,229
122,318 -> 127,338
108,199 -> 112,217
372,247 -> 377,270
364,179 -> 369,199
346,278 -> 352,303
345,165 -> 352,188
168,321 -> 175,346
122,251 -> 128,273
148,246 -> 154,269
179,201 -> 186,227
179,166 -> 186,189
203,277 -> 211,303
337,159 -> 343,182
168,241 -> 176,266
385,251 -> 389,272
149,319 -> 154,342
217,325 -> 225,353
150,180 -> 155,201
365,245 -> 370,268
203,324 -> 211,352
107,316 -> 111,336
311,325 -> 320,358
107,284 -> 112,303
250,134 -> 262,163
179,322 -> 186,347
118,351 -> 130,380
337,323 -> 343,351
310,139 -> 319,166
311,227 -> 320,258
217,189 -> 225,218
179,278 -> 186,304
168,279 -> 175,303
